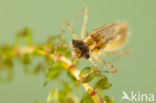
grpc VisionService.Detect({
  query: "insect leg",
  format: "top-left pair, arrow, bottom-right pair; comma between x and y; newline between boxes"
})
70,6 -> 88,39
102,49 -> 131,63
94,56 -> 118,73
61,19 -> 78,39
89,58 -> 98,70
80,6 -> 88,39
100,49 -> 131,56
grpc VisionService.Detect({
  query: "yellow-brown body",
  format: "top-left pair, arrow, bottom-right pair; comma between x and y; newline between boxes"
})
84,22 -> 128,57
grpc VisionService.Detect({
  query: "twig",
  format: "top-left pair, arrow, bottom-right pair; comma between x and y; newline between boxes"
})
16,45 -> 102,103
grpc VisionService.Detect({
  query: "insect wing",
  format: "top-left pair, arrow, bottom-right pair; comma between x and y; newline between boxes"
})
88,22 -> 128,51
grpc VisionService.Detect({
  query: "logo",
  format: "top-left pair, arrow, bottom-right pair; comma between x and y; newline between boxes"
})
121,91 -> 155,102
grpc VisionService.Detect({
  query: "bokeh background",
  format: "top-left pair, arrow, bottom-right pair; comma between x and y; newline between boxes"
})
0,0 -> 156,103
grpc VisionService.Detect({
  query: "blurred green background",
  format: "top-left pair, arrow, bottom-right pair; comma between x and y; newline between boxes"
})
0,0 -> 156,103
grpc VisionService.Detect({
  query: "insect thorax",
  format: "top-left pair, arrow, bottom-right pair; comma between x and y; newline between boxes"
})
72,39 -> 90,59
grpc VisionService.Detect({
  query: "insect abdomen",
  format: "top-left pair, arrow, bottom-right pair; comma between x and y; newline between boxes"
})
84,35 -> 107,55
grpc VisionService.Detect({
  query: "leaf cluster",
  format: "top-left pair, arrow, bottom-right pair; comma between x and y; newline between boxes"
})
0,28 -> 115,103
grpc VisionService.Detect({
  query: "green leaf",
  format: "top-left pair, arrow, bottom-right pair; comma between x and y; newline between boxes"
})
48,66 -> 59,80
65,98 -> 74,103
47,89 -> 59,102
3,58 -> 13,68
79,67 -> 93,77
94,76 -> 112,90
18,27 -> 32,37
56,46 -> 71,57
104,96 -> 115,103
45,56 -> 55,65
33,64 -> 44,74
58,87 -> 70,102
43,80 -> 49,87
16,27 -> 33,45
1,44 -> 13,54
21,54 -> 31,65
47,61 -> 66,80
79,67 -> 95,83
80,92 -> 94,103
81,71 -> 95,83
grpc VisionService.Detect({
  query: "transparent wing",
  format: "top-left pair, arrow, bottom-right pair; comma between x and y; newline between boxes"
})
88,23 -> 117,41
88,22 -> 128,51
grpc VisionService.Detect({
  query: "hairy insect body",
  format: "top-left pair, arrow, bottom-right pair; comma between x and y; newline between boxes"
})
72,22 -> 128,60
63,6 -> 130,73
103,22 -> 128,51
72,39 -> 90,59
84,23 -> 127,57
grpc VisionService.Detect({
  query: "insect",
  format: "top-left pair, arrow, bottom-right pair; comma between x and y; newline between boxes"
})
60,6 -> 131,73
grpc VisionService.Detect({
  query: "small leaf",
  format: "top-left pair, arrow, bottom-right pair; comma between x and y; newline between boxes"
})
58,88 -> 70,102
3,58 -> 13,68
18,27 -> 32,37
79,67 -> 93,77
81,71 -> 95,83
16,27 -> 33,45
43,80 -> 49,87
102,83 -> 112,90
21,54 -> 31,65
1,44 -> 13,55
65,98 -> 74,103
48,66 -> 59,80
79,67 -> 95,83
80,92 -> 94,103
45,56 -> 55,65
104,96 -> 115,103
47,61 -> 67,80
56,46 -> 71,57
47,89 -> 59,102
94,76 -> 112,90
33,64 -> 44,74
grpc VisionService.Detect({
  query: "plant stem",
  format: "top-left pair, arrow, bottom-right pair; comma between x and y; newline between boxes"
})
15,45 -> 102,103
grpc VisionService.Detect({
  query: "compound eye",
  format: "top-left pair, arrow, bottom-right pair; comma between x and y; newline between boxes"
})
72,39 -> 77,46
84,53 -> 90,59
72,40 -> 75,44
